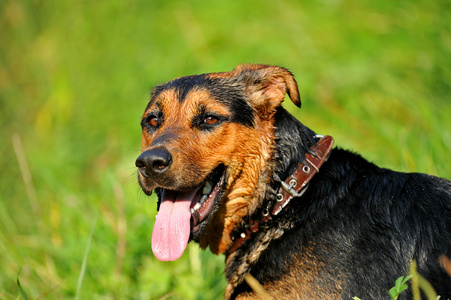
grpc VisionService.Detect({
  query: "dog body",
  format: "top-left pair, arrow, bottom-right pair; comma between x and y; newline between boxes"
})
136,65 -> 451,299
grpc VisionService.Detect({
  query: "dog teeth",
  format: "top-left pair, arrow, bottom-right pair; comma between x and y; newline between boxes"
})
203,181 -> 213,195
200,194 -> 209,204
191,202 -> 202,214
194,202 -> 202,210
190,198 -> 206,215
190,181 -> 215,215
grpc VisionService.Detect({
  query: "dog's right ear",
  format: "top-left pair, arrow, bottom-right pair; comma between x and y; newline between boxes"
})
233,64 -> 301,117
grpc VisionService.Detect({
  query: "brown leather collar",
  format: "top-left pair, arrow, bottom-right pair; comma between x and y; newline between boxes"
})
227,135 -> 334,254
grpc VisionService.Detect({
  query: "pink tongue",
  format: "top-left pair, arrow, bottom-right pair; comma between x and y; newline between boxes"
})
151,189 -> 196,261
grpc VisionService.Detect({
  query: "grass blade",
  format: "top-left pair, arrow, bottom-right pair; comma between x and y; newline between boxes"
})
16,269 -> 28,300
244,273 -> 273,300
75,213 -> 98,300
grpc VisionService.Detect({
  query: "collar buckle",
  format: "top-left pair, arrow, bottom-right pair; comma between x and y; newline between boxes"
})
280,180 -> 308,198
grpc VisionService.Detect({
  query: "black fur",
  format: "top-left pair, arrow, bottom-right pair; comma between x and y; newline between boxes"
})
142,66 -> 451,299
230,107 -> 451,299
149,75 -> 254,127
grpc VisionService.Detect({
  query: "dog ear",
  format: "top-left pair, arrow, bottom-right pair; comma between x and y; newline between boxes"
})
233,64 -> 301,116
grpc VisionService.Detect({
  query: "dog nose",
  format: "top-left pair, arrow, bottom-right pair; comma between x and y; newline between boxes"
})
136,147 -> 172,177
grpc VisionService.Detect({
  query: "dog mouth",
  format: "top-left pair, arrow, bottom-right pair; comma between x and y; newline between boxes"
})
190,165 -> 226,234
151,165 -> 226,261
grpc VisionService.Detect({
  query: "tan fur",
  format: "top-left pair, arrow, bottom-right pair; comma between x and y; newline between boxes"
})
141,86 -> 278,254
139,64 -> 307,298
202,118 -> 276,253
140,64 -> 299,255
201,65 -> 299,254
230,244 -> 345,300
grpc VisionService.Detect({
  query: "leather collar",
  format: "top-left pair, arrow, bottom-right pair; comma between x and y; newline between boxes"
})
227,135 -> 334,254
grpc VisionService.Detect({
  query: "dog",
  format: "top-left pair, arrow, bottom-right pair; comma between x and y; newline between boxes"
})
136,64 -> 451,299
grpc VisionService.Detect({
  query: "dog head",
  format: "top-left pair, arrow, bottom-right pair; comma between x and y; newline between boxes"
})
136,64 -> 301,260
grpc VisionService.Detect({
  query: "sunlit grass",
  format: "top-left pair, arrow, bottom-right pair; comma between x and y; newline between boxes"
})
0,0 -> 449,298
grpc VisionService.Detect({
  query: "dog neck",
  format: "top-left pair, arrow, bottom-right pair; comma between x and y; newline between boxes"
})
226,135 -> 334,253
224,108 -> 334,298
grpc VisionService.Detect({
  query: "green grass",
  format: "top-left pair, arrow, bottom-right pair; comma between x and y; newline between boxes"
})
0,0 -> 450,299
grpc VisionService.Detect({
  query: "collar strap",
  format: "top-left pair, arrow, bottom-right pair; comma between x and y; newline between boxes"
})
227,135 -> 334,254
272,135 -> 334,216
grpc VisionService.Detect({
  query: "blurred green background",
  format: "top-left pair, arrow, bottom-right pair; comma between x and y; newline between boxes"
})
0,0 -> 450,299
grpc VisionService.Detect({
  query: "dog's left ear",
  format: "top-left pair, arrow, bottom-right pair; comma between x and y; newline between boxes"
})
234,64 -> 301,116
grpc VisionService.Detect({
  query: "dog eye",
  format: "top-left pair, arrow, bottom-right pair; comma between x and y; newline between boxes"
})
204,116 -> 219,125
149,116 -> 160,127
193,113 -> 224,130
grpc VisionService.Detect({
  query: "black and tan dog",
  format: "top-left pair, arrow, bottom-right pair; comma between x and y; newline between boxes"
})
136,64 -> 451,299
